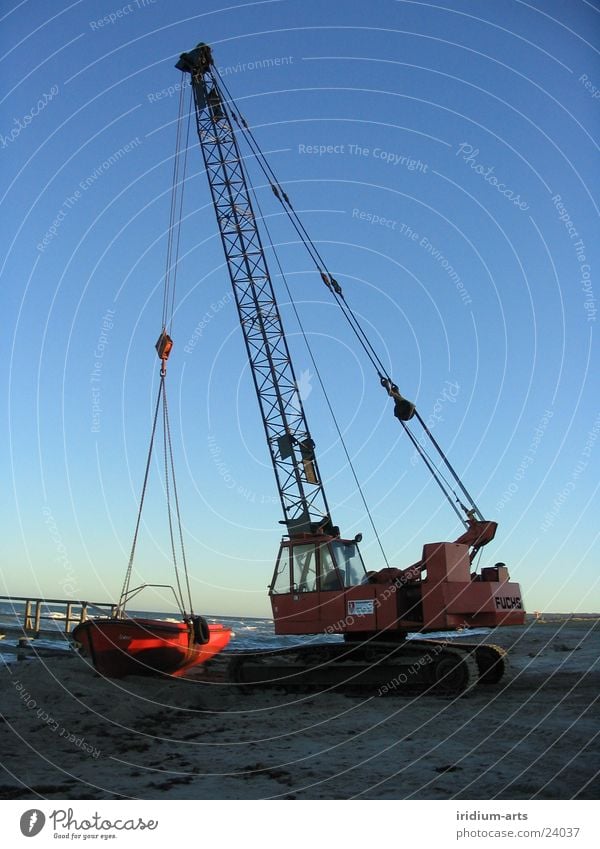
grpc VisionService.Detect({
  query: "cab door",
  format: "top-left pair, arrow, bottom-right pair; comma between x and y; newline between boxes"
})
317,543 -> 345,627
269,541 -> 347,633
288,543 -> 321,626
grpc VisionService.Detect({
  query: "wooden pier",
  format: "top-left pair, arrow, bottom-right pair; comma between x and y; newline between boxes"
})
0,595 -> 118,637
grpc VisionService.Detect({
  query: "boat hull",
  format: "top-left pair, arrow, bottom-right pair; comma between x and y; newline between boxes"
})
72,617 -> 232,678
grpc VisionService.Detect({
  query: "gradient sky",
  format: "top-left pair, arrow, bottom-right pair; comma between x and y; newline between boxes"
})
2,0 -> 599,617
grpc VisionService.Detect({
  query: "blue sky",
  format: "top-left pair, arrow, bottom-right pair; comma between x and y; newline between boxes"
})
2,0 -> 598,617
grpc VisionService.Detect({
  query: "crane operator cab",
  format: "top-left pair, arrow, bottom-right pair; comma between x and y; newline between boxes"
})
269,534 -> 383,635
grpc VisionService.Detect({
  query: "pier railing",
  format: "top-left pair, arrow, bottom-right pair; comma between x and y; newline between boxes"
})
0,596 -> 118,636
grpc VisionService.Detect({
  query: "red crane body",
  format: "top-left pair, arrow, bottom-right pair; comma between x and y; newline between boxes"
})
176,43 -> 525,647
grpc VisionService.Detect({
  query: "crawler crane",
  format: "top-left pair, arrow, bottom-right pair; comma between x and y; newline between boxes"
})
175,43 -> 525,694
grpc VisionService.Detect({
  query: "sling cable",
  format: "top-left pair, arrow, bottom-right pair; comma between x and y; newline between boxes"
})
118,81 -> 194,619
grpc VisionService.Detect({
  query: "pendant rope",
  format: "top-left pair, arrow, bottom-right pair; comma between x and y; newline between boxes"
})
211,66 -> 485,524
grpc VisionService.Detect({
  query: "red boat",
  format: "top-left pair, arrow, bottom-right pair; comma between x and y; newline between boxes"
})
71,329 -> 234,679
73,615 -> 232,678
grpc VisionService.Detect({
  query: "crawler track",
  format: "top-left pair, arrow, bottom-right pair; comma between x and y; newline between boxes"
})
198,639 -> 507,697
421,640 -> 509,686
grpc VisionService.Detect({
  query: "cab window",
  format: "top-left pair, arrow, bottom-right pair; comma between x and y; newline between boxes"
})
271,548 -> 291,594
292,544 -> 317,592
332,541 -> 367,586
319,545 -> 343,591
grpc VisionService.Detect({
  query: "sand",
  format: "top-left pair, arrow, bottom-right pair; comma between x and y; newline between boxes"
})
0,618 -> 598,800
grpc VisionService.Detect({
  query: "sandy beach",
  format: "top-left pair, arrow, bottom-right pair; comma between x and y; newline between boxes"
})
0,618 -> 598,800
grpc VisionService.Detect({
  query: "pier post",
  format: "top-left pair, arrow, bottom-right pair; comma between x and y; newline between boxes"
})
24,600 -> 33,630
33,601 -> 41,636
0,595 -> 118,637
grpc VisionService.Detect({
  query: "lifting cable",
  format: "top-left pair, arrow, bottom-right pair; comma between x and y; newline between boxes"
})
162,76 -> 193,334
162,368 -> 193,616
210,67 -> 483,523
118,368 -> 192,618
118,375 -> 164,614
119,85 -> 194,617
161,81 -> 185,330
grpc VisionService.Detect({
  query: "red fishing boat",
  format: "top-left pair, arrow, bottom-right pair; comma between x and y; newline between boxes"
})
72,333 -> 233,679
73,614 -> 231,678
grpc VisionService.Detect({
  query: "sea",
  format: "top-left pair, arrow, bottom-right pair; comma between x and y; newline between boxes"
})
0,599 -> 491,667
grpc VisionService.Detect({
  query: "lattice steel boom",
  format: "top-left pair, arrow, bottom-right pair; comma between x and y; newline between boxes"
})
177,43 -> 334,537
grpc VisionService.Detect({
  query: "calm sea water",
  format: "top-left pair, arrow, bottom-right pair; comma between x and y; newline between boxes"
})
0,600 -> 489,666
